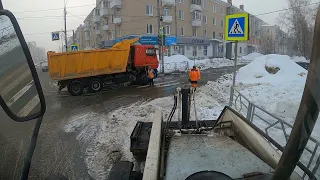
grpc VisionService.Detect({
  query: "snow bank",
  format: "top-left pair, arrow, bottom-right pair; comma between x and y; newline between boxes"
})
241,52 -> 263,61
292,56 -> 308,62
158,55 -> 248,74
237,54 -> 307,85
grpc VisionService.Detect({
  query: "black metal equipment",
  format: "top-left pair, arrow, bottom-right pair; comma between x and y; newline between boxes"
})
181,87 -> 191,128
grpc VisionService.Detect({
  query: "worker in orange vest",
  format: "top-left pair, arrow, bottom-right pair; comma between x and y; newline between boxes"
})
148,66 -> 155,87
189,65 -> 201,90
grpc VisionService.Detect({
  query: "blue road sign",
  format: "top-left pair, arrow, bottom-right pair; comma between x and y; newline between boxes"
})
70,44 -> 79,51
116,35 -> 177,46
225,13 -> 249,41
52,32 -> 60,41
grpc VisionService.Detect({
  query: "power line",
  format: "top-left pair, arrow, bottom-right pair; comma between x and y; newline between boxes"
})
12,4 -> 96,13
254,1 -> 320,16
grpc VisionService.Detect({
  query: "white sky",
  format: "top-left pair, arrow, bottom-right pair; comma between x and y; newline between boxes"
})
1,0 -> 317,51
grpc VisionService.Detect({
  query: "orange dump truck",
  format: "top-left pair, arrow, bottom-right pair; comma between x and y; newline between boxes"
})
47,38 -> 159,96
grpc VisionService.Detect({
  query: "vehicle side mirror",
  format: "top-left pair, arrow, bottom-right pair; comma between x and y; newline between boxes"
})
0,10 -> 46,122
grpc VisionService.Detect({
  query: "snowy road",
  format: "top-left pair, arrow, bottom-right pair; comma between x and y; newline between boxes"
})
0,65 -> 241,179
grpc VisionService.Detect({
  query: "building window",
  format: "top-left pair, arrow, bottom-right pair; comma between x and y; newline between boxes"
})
213,4 -> 216,12
118,29 -> 121,37
180,46 -> 185,55
101,0 -> 108,8
193,11 -> 201,20
193,46 -> 197,56
94,8 -> 100,16
111,15 -> 114,23
111,30 -> 115,40
202,0 -> 206,8
164,8 -> 170,16
221,8 -> 224,15
191,0 -> 201,6
179,10 -> 184,20
212,31 -> 215,38
180,27 -> 184,36
192,29 -> 197,37
204,46 -> 207,56
105,17 -> 109,24
221,19 -> 224,28
203,30 -> 207,37
202,15 -> 207,24
179,0 -> 184,3
164,25 -> 170,35
240,47 -> 242,53
146,5 -> 153,16
220,33 -> 224,39
147,24 -> 153,34
213,18 -> 216,25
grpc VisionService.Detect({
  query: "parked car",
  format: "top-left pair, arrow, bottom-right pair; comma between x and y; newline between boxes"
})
41,62 -> 48,72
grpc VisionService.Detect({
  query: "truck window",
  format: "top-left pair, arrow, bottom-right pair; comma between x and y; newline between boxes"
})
146,48 -> 156,56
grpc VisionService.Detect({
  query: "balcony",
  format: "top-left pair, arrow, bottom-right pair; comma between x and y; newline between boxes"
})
162,16 -> 172,23
100,7 -> 108,17
92,15 -> 100,23
102,25 -> 109,31
114,17 -> 121,24
95,30 -> 101,35
190,4 -> 202,12
85,36 -> 90,41
110,0 -> 121,9
192,19 -> 201,27
162,0 -> 175,6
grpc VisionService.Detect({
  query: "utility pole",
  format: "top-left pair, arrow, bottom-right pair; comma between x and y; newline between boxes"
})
64,0 -> 68,52
157,0 -> 164,74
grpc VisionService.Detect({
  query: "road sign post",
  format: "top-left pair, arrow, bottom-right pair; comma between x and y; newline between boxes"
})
225,13 -> 249,106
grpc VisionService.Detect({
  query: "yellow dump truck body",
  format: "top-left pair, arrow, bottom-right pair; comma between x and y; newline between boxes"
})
48,38 -> 139,80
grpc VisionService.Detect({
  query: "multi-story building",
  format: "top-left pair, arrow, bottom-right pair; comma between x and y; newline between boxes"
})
74,25 -> 86,50
261,24 -> 288,55
82,0 -> 228,59
79,0 -> 269,58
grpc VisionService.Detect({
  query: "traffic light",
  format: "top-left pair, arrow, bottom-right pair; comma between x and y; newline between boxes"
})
158,35 -> 162,45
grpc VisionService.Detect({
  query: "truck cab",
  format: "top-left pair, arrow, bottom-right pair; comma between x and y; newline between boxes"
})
130,45 -> 158,70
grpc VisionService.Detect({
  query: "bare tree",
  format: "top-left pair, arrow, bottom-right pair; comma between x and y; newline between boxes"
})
277,0 -> 315,57
260,35 -> 275,54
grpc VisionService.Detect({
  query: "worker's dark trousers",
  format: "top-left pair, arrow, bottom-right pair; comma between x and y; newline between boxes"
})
191,81 -> 198,91
149,78 -> 154,86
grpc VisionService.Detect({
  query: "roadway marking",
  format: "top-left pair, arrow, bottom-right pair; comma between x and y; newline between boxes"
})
18,95 -> 40,117
6,80 -> 34,107
136,80 -> 177,88
142,82 -> 181,90
2,70 -> 32,96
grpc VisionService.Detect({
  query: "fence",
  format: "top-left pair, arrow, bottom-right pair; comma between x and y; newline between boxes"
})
229,87 -> 320,179
161,61 -> 189,73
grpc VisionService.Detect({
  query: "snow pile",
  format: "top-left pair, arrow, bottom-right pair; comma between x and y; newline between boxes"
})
241,52 -> 263,61
158,55 -> 248,74
237,54 -> 307,85
292,56 -> 309,63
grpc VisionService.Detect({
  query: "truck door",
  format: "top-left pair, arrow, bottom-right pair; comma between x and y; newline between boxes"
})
145,48 -> 157,66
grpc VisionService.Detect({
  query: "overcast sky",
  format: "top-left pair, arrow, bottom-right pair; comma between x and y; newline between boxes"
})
1,0 -> 314,52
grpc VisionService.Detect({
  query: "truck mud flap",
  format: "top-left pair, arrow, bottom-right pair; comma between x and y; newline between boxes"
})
130,121 -> 153,161
107,161 -> 134,180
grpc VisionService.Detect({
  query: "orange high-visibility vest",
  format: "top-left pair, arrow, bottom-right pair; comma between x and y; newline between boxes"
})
148,69 -> 154,79
189,68 -> 200,81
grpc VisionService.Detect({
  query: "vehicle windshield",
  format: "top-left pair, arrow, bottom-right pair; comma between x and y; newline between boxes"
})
0,0 -> 319,180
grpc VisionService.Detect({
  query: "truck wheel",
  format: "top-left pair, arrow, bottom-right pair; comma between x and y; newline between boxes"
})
137,74 -> 148,85
68,80 -> 84,96
89,78 -> 103,93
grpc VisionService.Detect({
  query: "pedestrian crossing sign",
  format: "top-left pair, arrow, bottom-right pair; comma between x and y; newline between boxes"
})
52,32 -> 60,41
70,44 -> 79,51
225,13 -> 249,41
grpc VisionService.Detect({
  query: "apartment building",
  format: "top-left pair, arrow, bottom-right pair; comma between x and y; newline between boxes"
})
81,0 -> 228,59
261,25 -> 288,55
79,0 -> 269,58
75,25 -> 86,50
